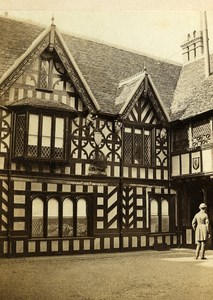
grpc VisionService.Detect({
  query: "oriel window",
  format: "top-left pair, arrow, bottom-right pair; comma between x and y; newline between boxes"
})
14,112 -> 67,162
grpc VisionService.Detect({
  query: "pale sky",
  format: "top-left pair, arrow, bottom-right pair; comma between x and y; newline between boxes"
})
1,0 -> 213,64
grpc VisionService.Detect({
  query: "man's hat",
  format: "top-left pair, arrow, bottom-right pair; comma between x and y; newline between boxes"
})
199,203 -> 207,209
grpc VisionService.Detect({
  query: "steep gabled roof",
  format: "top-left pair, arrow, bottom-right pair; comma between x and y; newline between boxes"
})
0,17 -> 44,79
170,55 -> 213,121
115,71 -> 169,123
0,16 -> 182,116
115,72 -> 145,114
62,33 -> 181,115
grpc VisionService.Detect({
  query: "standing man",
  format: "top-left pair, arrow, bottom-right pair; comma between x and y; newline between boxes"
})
192,203 -> 210,260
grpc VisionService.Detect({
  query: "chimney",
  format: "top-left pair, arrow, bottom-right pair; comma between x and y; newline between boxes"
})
202,11 -> 210,78
181,30 -> 203,64
180,11 -> 211,77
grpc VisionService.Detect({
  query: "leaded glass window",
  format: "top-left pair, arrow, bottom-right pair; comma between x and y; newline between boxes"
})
123,129 -> 132,164
172,120 -> 212,152
134,129 -> 143,164
39,59 -> 52,90
77,198 -> 87,236
144,130 -> 152,165
63,198 -> 73,236
14,112 -> 67,162
192,120 -> 211,147
48,198 -> 59,237
124,127 -> 153,166
15,114 -> 25,156
32,198 -> 44,237
172,126 -> 189,152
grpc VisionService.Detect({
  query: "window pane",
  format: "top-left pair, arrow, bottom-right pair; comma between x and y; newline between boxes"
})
151,200 -> 159,233
162,217 -> 169,232
144,130 -> 152,166
151,216 -> 159,233
162,199 -> 169,232
41,116 -> 51,158
173,127 -> 189,151
48,198 -> 59,237
134,129 -> 143,164
54,118 -> 64,158
15,114 -> 25,156
32,198 -> 44,237
124,129 -> 132,164
192,120 -> 211,147
63,198 -> 73,236
162,200 -> 169,215
28,114 -> 39,157
55,118 -> 64,139
40,60 -> 49,89
77,199 -> 87,236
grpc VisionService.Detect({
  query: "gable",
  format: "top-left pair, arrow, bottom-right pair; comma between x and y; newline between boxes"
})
126,95 -> 158,124
0,49 -> 85,113
0,16 -> 182,116
0,23 -> 99,114
117,72 -> 169,125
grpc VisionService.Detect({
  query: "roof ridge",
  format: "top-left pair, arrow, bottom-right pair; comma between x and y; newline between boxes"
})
0,13 -> 45,29
60,28 -> 182,67
0,14 -> 182,67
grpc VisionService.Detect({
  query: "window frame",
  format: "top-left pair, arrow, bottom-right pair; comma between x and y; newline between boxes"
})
37,57 -> 54,92
149,194 -> 175,234
172,118 -> 212,153
13,108 -> 70,163
30,194 -> 94,239
123,125 -> 155,167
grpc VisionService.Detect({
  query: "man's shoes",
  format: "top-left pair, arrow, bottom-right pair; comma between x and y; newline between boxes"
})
201,257 -> 207,260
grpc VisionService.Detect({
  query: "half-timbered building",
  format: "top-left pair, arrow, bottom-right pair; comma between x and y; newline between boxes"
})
0,14 -> 212,257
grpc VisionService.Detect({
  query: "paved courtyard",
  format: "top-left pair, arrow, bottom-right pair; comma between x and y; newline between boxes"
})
0,248 -> 213,300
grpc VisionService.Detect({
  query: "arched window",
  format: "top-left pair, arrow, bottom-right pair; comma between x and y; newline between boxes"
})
63,198 -> 73,236
32,198 -> 44,237
162,199 -> 169,232
77,198 -> 87,236
48,198 -> 59,237
150,199 -> 159,233
31,195 -> 92,238
150,197 -> 173,233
